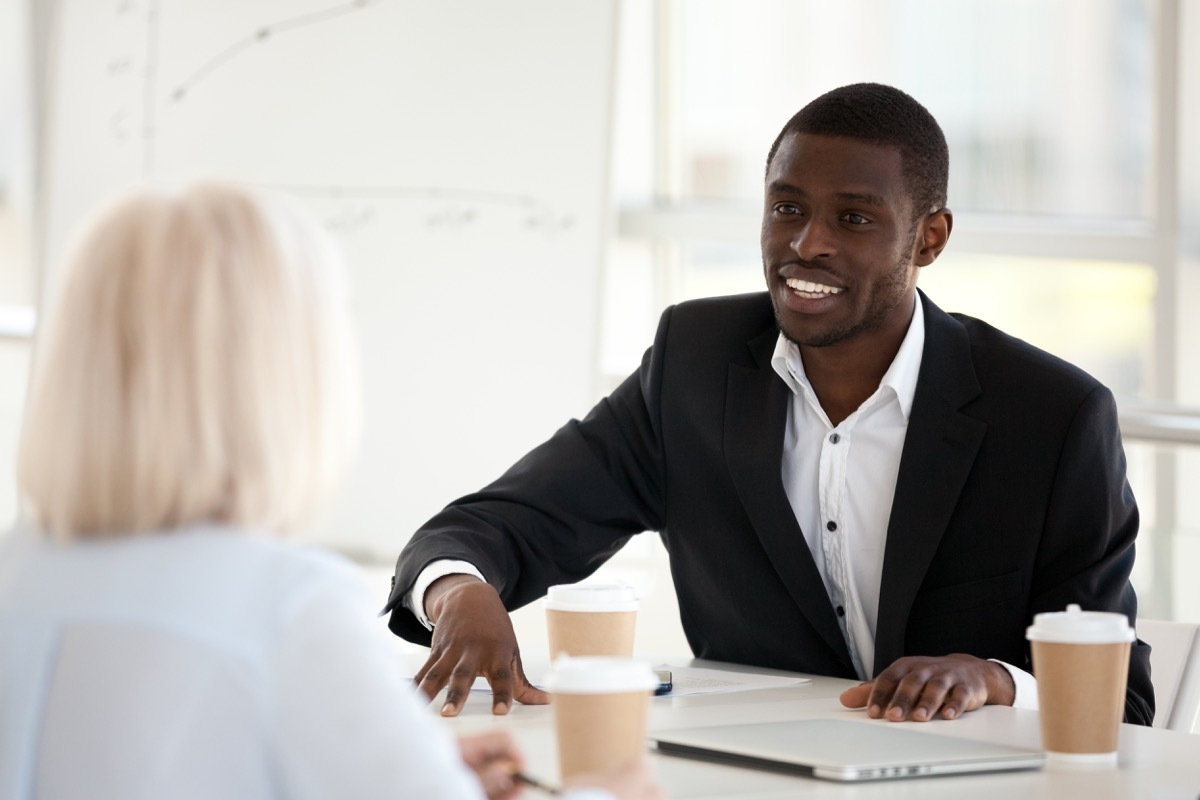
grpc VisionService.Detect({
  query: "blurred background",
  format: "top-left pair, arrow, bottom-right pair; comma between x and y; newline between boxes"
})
2,0 -> 1199,658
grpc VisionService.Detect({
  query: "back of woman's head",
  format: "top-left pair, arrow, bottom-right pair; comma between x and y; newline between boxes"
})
18,183 -> 360,538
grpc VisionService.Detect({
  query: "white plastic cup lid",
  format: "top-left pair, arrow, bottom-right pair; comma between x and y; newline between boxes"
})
544,583 -> 639,613
1026,604 -> 1135,644
544,655 -> 659,694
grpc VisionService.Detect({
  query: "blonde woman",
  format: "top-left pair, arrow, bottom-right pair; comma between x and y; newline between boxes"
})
0,184 -> 659,800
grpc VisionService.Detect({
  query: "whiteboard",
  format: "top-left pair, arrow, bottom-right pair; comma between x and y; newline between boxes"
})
40,0 -> 617,559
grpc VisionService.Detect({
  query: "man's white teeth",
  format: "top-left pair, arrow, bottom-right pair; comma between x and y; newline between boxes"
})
786,278 -> 842,297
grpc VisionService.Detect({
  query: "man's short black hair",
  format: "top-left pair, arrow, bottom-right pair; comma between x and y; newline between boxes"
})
765,83 -> 949,220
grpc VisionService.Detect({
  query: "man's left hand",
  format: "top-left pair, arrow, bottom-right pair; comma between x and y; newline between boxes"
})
838,654 -> 1016,722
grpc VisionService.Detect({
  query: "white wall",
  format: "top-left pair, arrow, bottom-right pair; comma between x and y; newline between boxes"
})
36,0 -> 618,561
0,0 -> 34,531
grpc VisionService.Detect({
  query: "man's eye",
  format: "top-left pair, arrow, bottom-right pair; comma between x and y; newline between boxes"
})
775,203 -> 800,215
843,213 -> 869,225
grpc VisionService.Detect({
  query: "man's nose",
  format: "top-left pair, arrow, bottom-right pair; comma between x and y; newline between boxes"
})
791,219 -> 836,261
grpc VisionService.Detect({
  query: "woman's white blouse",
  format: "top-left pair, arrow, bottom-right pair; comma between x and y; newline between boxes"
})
0,524 -> 485,800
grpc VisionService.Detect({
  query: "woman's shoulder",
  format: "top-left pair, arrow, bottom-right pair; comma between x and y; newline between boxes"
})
168,525 -> 375,614
1,524 -> 377,648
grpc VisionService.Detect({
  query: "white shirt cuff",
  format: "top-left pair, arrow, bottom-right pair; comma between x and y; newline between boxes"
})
402,560 -> 486,630
989,659 -> 1038,710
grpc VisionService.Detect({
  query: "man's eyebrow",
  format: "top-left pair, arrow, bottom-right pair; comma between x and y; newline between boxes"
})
835,191 -> 887,207
766,180 -> 805,196
765,182 -> 888,208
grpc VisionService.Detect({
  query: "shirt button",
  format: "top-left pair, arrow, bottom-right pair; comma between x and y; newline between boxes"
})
829,433 -> 840,444
826,520 -> 837,531
836,605 -> 845,617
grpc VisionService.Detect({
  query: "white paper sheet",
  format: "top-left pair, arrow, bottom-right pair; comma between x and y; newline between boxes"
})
455,664 -> 811,696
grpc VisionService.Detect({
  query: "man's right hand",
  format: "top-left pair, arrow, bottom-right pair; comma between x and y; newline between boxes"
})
413,574 -> 550,717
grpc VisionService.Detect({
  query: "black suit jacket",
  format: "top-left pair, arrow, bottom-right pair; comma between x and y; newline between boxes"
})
387,291 -> 1154,725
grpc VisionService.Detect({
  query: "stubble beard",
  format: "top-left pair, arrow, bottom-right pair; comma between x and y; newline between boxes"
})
773,229 -> 919,349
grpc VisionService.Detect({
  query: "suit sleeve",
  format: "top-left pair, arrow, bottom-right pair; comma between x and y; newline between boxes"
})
384,307 -> 674,645
1031,384 -> 1154,725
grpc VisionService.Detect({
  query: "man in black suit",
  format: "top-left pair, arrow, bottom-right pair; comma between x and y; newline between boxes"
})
385,83 -> 1154,726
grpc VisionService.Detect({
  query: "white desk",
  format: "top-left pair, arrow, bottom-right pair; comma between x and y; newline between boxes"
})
425,656 -> 1200,800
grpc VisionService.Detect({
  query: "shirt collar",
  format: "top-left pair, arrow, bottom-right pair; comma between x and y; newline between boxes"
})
770,292 -> 926,421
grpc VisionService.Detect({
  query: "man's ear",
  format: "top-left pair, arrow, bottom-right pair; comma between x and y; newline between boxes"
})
914,208 -> 953,267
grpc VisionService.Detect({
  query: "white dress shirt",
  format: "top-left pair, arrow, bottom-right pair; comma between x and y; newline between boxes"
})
769,296 -> 926,681
0,524 -> 487,800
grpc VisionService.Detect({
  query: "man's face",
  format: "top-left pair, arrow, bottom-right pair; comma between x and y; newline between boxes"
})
761,133 -> 922,350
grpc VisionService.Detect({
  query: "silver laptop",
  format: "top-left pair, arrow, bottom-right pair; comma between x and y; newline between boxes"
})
648,718 -> 1046,782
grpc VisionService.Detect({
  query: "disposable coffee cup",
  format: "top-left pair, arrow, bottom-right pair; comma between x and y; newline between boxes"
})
1026,603 -> 1134,764
546,655 -> 658,781
544,583 -> 639,659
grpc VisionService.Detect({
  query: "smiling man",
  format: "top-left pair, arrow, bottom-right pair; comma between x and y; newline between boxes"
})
385,83 -> 1154,727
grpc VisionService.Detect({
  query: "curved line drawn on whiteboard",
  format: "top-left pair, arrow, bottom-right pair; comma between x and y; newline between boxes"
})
321,203 -> 377,235
107,57 -> 134,76
168,0 -> 385,102
274,185 -> 577,236
124,0 -> 575,235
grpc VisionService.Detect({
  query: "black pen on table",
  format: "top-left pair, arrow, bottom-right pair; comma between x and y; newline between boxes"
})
513,770 -> 562,795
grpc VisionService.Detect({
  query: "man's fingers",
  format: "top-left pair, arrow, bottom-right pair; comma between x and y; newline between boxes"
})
508,650 -> 550,708
440,691 -> 465,716
878,670 -> 927,721
419,652 -> 544,716
940,683 -> 972,720
428,654 -> 548,717
838,682 -> 873,710
415,655 -> 452,701
860,655 -> 1006,723
486,662 -> 515,715
866,670 -> 903,718
513,681 -> 551,706
440,664 -> 480,717
908,674 -> 954,722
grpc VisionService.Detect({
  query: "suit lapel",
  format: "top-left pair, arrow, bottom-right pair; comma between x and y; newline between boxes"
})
872,292 -> 987,674
724,325 -> 854,672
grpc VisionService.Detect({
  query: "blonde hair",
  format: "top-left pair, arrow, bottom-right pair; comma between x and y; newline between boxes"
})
18,183 -> 360,538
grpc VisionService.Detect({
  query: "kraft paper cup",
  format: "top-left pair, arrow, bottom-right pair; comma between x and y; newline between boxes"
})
545,583 -> 639,659
1027,604 -> 1134,764
546,656 -> 658,781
